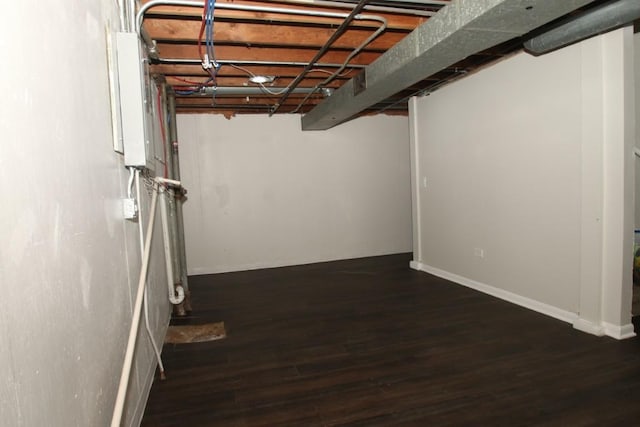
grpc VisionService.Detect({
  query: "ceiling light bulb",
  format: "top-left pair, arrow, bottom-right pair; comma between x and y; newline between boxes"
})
249,75 -> 275,84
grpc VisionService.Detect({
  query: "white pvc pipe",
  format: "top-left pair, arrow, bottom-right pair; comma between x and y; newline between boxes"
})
156,176 -> 181,187
634,147 -> 640,158
159,187 -> 185,305
128,0 -> 137,31
135,171 -> 165,380
111,184 -> 159,427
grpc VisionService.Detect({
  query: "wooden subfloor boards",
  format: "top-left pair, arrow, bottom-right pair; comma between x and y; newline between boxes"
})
142,253 -> 640,426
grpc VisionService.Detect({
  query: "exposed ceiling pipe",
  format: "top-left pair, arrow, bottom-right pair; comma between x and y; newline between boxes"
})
137,0 -> 387,32
375,0 -> 448,4
157,58 -> 367,69
138,0 -> 384,97
271,0 -> 372,114
196,86 -> 333,96
524,0 -> 640,55
292,7 -> 387,112
249,0 -> 437,17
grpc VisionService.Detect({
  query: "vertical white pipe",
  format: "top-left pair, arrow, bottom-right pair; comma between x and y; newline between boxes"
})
159,187 -> 185,305
128,0 -> 137,31
135,171 -> 165,379
167,94 -> 191,309
111,185 -> 159,427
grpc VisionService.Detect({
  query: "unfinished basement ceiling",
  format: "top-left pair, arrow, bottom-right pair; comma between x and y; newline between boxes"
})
141,0 -> 600,118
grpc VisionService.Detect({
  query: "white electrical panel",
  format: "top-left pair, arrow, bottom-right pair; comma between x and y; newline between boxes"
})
115,32 -> 155,170
106,24 -> 124,153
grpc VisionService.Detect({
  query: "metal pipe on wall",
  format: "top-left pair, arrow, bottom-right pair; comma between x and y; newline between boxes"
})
159,186 -> 185,306
168,93 -> 192,312
128,0 -> 137,31
159,82 -> 183,312
159,83 -> 174,179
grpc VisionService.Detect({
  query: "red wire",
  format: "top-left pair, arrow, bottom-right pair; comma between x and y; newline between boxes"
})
172,76 -> 214,86
197,4 -> 206,65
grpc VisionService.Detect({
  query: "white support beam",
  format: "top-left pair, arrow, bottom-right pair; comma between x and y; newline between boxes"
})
301,0 -> 595,130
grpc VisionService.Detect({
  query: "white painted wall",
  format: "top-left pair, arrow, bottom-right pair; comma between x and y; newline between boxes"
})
178,114 -> 412,274
0,1 -> 170,425
410,28 -> 635,338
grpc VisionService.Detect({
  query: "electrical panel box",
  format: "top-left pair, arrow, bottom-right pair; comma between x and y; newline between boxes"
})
115,32 -> 155,170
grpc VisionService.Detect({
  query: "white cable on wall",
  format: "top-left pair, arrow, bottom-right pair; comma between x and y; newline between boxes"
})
111,182 -> 160,427
135,169 -> 166,380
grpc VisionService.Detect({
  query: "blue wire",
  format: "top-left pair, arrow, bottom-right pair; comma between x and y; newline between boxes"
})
175,90 -> 198,95
206,0 -> 216,65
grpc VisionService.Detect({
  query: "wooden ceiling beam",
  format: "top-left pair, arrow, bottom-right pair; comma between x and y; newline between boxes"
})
156,43 -> 379,64
143,19 -> 407,50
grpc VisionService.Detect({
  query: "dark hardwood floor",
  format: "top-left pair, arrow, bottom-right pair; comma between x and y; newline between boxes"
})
142,254 -> 640,426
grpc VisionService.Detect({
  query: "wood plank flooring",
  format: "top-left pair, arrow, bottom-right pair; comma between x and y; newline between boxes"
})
142,254 -> 640,426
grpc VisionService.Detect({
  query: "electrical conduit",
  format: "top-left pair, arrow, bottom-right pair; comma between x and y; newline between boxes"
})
111,177 -> 185,426
111,183 -> 160,427
135,170 -> 166,380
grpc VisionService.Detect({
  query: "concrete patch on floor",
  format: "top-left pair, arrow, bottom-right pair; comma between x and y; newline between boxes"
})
165,322 -> 226,344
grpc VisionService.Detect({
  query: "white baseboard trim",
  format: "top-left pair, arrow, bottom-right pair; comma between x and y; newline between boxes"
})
602,322 -> 636,340
572,318 -> 605,336
410,260 -> 638,340
410,260 -> 578,325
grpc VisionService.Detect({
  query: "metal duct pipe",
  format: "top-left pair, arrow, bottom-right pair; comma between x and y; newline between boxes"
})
196,86 -> 333,96
157,58 -> 367,69
524,0 -> 640,55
